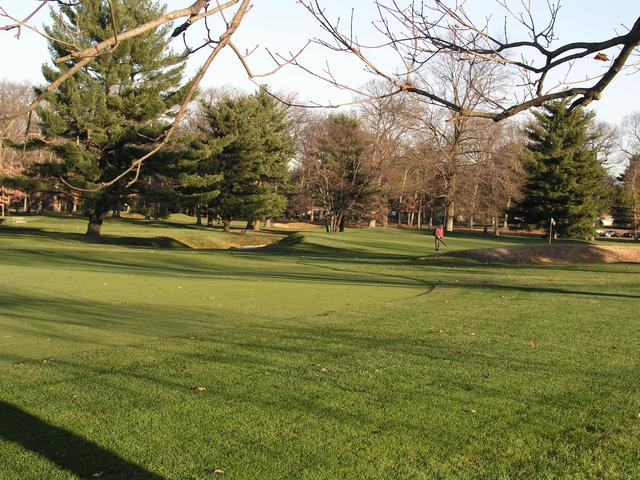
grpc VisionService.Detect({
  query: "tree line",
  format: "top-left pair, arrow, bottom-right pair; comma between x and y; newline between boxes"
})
1,0 -> 639,240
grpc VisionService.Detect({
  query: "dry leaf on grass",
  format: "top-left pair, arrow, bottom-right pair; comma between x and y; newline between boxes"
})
194,386 -> 207,392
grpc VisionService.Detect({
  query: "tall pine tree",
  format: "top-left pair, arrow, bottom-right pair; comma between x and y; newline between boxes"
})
198,90 -> 293,232
512,101 -> 607,239
33,0 -> 186,236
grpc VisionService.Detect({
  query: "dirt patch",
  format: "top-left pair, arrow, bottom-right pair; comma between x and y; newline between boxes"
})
448,244 -> 640,264
271,222 -> 318,230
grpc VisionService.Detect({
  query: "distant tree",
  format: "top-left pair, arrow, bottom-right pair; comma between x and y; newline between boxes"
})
618,155 -> 640,239
305,114 -> 381,233
18,0 -> 187,236
0,81 -> 42,212
198,90 -> 293,232
511,101 -> 608,239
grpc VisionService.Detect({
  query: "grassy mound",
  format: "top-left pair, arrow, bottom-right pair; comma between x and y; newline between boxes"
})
0,214 -> 282,250
449,244 -> 640,264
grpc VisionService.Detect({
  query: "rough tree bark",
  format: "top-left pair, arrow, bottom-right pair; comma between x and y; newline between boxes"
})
446,201 -> 455,232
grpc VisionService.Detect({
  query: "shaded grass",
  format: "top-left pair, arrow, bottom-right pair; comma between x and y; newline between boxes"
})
1,216 -> 639,479
0,214 -> 283,250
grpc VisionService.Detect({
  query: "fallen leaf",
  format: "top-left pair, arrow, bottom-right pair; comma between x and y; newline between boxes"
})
194,386 -> 207,392
530,340 -> 539,349
214,469 -> 225,475
187,336 -> 196,340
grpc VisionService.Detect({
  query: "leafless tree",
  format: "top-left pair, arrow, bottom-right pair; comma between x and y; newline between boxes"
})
296,1 -> 640,120
620,154 -> 640,240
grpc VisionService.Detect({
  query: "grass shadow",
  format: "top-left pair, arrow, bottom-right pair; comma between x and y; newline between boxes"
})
0,225 -> 190,249
0,400 -> 164,479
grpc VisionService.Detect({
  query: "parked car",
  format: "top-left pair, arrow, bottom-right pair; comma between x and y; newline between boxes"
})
606,230 -> 621,237
622,231 -> 637,238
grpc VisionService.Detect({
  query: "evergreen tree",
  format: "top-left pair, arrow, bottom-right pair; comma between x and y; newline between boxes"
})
307,114 -> 381,233
198,90 -> 293,232
511,101 -> 608,239
31,0 -> 186,236
173,135 -> 225,226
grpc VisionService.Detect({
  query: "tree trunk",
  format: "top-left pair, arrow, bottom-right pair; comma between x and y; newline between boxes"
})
369,219 -> 376,228
86,212 -> 105,237
222,219 -> 231,232
493,216 -> 500,236
445,201 -> 455,232
264,218 -> 272,229
52,195 -> 61,212
207,211 -> 214,228
195,207 -> 203,226
246,219 -> 255,230
428,206 -> 433,229
417,204 -> 422,230
326,213 -> 342,233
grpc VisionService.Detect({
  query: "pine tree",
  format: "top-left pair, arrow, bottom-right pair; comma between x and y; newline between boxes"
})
307,114 -> 381,233
511,101 -> 608,239
32,0 -> 186,236
198,90 -> 293,232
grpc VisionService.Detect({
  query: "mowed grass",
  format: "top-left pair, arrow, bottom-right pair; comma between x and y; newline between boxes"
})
0,214 -> 285,250
0,216 -> 639,479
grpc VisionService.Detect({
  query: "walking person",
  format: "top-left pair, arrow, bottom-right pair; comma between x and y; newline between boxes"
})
433,224 -> 445,251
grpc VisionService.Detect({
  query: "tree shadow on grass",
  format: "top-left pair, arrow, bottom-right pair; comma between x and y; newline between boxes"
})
0,225 -> 190,249
0,400 -> 164,479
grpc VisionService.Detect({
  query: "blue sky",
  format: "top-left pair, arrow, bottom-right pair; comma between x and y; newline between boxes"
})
1,0 -> 639,124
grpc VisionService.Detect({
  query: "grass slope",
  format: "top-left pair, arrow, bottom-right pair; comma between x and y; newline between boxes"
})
0,217 -> 639,479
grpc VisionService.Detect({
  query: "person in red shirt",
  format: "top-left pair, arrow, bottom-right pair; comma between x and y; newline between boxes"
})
433,224 -> 444,251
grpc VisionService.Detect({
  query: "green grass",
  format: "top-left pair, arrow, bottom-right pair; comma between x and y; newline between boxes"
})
1,216 -> 639,479
0,214 -> 284,250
